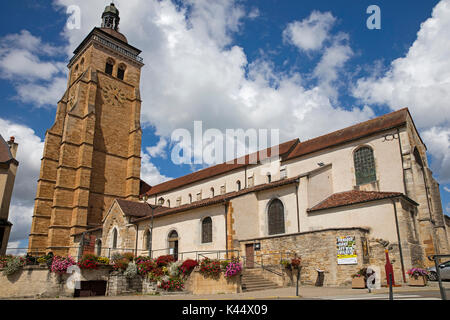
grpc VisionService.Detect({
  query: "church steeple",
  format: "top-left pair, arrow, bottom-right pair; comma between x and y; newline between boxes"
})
101,2 -> 120,31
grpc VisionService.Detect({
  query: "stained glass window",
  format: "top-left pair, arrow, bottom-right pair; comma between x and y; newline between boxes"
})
354,147 -> 377,185
268,199 -> 285,235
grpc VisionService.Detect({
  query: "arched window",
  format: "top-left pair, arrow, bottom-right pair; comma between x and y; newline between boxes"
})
236,180 -> 241,191
354,146 -> 376,185
117,64 -> 126,80
105,58 -> 114,75
210,188 -> 215,198
202,217 -> 213,243
168,230 -> 179,261
112,228 -> 118,249
167,200 -> 171,208
267,173 -> 272,183
158,197 -> 164,206
96,239 -> 102,256
188,194 -> 192,203
268,199 -> 285,235
144,229 -> 151,251
80,58 -> 85,71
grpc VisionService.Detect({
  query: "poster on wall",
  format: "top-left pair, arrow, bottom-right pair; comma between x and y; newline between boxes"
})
336,236 -> 358,265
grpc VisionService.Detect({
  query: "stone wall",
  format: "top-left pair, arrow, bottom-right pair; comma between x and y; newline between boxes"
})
184,270 -> 241,295
107,272 -> 157,296
239,227 -> 409,287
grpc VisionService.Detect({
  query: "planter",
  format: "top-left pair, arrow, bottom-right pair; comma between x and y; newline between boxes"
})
408,275 -> 427,287
352,277 -> 366,289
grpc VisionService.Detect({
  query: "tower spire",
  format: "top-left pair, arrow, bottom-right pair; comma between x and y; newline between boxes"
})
101,2 -> 120,31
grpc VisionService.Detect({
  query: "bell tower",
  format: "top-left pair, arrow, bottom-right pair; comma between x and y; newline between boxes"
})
29,3 -> 144,256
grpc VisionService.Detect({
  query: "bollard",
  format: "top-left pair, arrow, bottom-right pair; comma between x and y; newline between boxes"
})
389,273 -> 393,300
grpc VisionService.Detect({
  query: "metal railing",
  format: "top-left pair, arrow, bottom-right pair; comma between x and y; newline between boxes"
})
5,247 -> 241,263
241,250 -> 300,277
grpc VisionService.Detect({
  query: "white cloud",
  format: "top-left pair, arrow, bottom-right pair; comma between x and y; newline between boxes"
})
444,186 -> 450,192
283,11 -> 336,52
140,152 -> 172,186
248,7 -> 260,20
422,127 -> 450,182
146,137 -> 168,159
353,0 -> 450,182
0,118 -> 45,245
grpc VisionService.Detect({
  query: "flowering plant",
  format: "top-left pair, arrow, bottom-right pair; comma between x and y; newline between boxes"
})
2,256 -> 26,276
199,258 -> 221,278
112,258 -> 129,272
156,255 -> 175,267
0,256 -> 12,269
51,256 -> 76,275
78,254 -> 100,270
158,278 -> 184,291
136,258 -> 157,276
97,257 -> 110,265
224,259 -> 242,278
180,259 -> 198,275
352,268 -> 368,279
407,268 -> 428,279
291,258 -> 302,269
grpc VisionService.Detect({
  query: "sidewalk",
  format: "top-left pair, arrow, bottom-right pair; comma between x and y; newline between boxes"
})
62,281 -> 450,300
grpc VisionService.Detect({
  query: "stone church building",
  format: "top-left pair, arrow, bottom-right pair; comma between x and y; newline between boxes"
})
29,4 -> 449,286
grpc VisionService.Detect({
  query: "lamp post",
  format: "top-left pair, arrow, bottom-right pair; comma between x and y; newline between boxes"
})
142,195 -> 155,258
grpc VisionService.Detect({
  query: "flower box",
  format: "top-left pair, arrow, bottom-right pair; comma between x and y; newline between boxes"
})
409,275 -> 427,287
352,277 -> 366,289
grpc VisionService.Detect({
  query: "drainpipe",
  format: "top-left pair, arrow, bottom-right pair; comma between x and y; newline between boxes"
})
225,201 -> 229,257
391,198 -> 407,283
396,128 -> 408,196
295,179 -> 300,233
133,222 -> 139,257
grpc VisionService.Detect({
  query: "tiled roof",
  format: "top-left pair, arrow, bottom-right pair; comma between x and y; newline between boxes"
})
133,175 -> 301,222
116,199 -> 167,218
307,190 -> 409,212
285,108 -> 409,161
145,138 -> 299,196
139,180 -> 152,196
0,135 -> 14,164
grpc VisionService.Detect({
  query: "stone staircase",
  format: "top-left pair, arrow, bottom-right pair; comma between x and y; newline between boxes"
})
241,269 -> 280,292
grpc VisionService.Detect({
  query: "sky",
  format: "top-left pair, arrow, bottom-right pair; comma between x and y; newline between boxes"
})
0,0 -> 449,251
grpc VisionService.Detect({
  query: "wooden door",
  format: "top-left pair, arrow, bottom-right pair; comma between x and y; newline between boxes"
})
246,244 -> 254,268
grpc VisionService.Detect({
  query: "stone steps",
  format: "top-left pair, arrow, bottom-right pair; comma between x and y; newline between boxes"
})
241,270 -> 280,292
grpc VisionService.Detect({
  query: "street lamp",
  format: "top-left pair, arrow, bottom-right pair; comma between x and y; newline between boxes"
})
142,195 -> 155,258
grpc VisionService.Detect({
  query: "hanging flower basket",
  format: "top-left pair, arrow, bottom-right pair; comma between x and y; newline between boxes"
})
407,268 -> 428,287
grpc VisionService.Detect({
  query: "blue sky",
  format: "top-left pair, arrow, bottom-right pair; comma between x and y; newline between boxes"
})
0,0 -> 449,250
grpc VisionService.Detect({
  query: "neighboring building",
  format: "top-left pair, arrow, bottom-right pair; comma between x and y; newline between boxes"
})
0,136 -> 19,256
28,3 -> 144,256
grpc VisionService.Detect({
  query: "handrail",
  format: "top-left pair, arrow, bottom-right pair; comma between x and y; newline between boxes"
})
241,255 -> 284,277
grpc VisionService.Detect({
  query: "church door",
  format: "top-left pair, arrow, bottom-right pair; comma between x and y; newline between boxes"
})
246,244 -> 255,268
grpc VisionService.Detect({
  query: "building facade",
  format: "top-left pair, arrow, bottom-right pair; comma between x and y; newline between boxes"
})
28,3 -> 144,256
29,3 -> 449,286
0,136 -> 19,256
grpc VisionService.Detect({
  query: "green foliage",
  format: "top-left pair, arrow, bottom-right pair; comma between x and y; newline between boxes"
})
124,261 -> 138,279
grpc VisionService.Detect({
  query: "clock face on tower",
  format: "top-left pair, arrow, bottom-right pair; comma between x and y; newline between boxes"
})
102,84 -> 126,106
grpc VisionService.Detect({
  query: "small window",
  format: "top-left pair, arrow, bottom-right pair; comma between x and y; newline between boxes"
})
144,229 -> 151,250
167,200 -> 171,208
210,188 -> 215,198
280,167 -> 287,179
268,199 -> 285,235
248,175 -> 254,187
117,64 -> 126,80
220,185 -> 226,195
354,147 -> 376,185
96,239 -> 102,256
112,228 -> 118,249
158,198 -> 164,206
176,197 -> 182,206
188,194 -> 192,204
105,58 -> 115,75
267,174 -> 272,183
202,217 -> 213,243
236,180 -> 241,191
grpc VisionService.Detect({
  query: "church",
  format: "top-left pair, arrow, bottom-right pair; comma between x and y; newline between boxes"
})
29,3 -> 449,286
